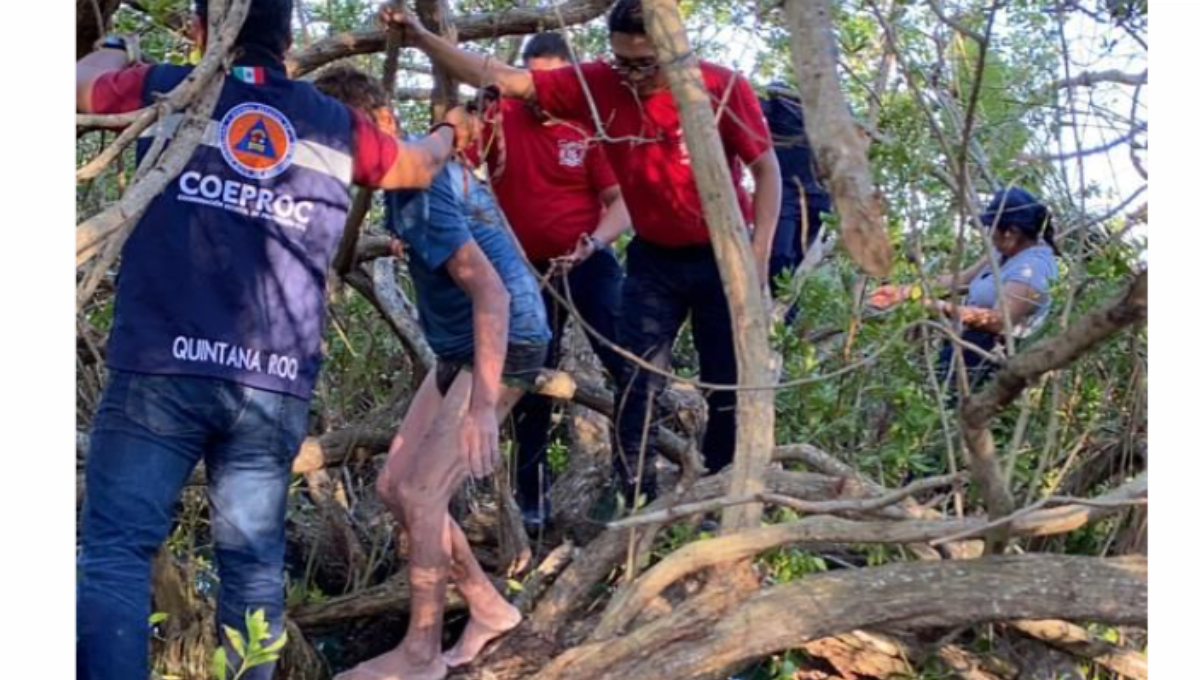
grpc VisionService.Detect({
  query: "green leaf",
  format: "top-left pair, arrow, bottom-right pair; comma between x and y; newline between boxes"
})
245,609 -> 271,645
223,625 -> 247,658
506,579 -> 524,593
262,631 -> 289,655
210,647 -> 228,680
148,611 -> 170,625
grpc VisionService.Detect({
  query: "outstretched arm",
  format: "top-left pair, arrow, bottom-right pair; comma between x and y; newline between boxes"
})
379,2 -> 535,100
77,47 -> 132,112
377,126 -> 456,190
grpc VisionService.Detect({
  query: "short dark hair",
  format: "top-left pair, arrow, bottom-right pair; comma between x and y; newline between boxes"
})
194,0 -> 294,60
608,0 -> 646,35
313,65 -> 389,113
522,33 -> 573,63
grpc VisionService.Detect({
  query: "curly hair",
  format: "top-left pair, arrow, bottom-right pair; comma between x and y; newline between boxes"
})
313,64 -> 389,113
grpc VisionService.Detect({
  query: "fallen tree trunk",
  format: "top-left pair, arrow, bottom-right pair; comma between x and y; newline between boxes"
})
525,555 -> 1145,680
593,473 -> 1146,640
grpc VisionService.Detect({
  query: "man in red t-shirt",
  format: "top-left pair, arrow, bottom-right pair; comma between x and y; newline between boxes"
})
381,0 -> 781,508
471,33 -> 631,528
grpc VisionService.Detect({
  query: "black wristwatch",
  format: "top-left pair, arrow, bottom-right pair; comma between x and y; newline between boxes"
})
97,35 -> 133,63
100,35 -> 127,51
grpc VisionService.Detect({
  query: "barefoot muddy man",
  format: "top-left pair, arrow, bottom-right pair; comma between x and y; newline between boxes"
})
313,65 -> 551,680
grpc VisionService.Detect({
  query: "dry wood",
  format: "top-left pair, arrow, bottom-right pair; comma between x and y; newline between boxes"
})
289,572 -> 469,628
528,468 -> 879,635
286,0 -> 616,77
642,0 -> 776,534
331,25 -> 404,277
606,471 -> 966,529
1008,619 -> 1147,680
592,472 -> 1144,642
417,0 -> 461,121
786,0 -> 894,276
1055,68 -> 1147,89
303,468 -> 370,590
569,374 -> 705,477
495,453 -> 533,575
514,541 -> 575,615
527,555 -> 1145,680
773,442 -> 947,559
345,260 -> 437,372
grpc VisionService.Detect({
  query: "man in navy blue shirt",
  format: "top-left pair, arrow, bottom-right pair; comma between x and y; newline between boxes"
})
74,3 -> 460,679
761,83 -> 832,323
314,68 -> 550,680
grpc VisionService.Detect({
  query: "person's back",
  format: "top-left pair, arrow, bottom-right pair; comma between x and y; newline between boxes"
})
107,62 -> 359,395
386,157 -> 551,362
761,85 -> 831,297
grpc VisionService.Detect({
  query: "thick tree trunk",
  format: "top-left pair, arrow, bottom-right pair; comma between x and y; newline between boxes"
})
641,0 -> 775,534
525,555 -> 1145,680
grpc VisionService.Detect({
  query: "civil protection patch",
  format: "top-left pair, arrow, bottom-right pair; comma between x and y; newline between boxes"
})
219,103 -> 297,180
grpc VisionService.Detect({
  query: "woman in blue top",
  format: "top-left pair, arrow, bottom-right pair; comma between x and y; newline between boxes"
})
871,187 -> 1061,392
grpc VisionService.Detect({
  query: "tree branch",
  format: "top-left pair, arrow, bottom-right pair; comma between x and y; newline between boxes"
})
529,555 -> 1146,680
286,0 -> 616,77
787,0 -> 894,276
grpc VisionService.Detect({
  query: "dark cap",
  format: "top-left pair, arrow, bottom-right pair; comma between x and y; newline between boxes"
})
980,186 -> 1049,233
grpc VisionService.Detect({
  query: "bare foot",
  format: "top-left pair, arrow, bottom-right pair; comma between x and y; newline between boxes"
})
443,600 -> 523,668
333,644 -> 447,680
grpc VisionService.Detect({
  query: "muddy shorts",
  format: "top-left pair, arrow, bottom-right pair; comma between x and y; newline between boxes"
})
434,343 -> 549,397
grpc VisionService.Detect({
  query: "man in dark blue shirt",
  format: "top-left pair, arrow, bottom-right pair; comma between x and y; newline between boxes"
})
74,3 -> 458,679
761,83 -> 832,323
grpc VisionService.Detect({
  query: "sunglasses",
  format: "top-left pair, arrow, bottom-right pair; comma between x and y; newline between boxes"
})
610,56 -> 660,78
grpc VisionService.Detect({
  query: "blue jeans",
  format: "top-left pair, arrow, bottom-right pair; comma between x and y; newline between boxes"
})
77,370 -> 309,680
510,249 -> 625,512
613,239 -> 738,500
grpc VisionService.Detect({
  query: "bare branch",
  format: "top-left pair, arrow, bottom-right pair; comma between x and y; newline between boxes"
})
787,0 -> 893,276
286,0 -> 616,77
606,472 -> 967,530
1055,68 -> 1147,89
